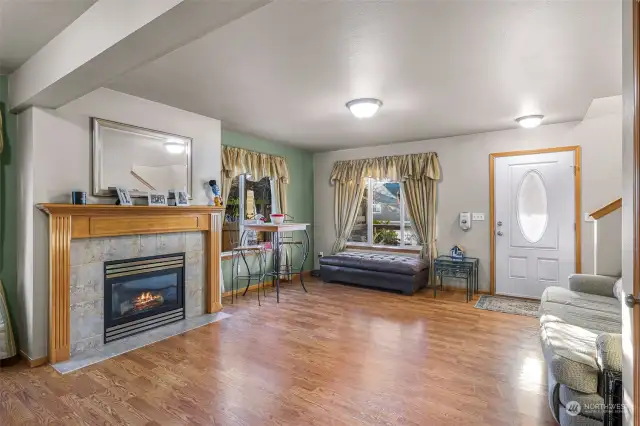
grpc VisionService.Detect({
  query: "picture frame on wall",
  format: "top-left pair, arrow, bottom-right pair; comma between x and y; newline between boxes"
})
148,191 -> 168,206
116,187 -> 133,206
175,190 -> 190,207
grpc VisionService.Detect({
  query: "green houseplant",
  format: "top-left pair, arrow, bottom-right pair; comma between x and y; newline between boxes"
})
374,228 -> 400,246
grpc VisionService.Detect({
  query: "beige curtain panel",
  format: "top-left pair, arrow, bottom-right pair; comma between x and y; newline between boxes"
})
271,179 -> 288,215
221,146 -> 290,212
221,175 -> 233,206
402,177 -> 438,262
332,179 -> 367,253
329,152 -> 440,184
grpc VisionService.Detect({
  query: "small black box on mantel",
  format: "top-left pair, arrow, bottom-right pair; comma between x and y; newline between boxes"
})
71,191 -> 86,205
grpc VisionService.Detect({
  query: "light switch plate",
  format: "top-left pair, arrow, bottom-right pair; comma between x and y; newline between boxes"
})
472,213 -> 485,221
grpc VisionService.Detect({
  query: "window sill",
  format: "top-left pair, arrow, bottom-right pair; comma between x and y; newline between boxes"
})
345,243 -> 421,255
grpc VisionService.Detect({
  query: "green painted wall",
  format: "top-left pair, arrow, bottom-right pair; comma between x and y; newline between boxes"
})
0,76 -> 18,335
221,130 -> 314,292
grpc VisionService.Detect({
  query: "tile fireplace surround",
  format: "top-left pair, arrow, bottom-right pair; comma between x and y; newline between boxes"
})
37,204 -> 225,365
71,233 -> 202,355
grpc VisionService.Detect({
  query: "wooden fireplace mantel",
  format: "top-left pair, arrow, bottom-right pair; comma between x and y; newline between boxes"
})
37,203 -> 225,364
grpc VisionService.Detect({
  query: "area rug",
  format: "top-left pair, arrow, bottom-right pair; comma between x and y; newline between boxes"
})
474,295 -> 540,317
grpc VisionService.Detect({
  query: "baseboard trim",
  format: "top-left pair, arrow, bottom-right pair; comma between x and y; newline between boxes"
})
222,282 -> 274,298
222,271 -> 312,299
20,350 -> 48,368
431,284 -> 490,295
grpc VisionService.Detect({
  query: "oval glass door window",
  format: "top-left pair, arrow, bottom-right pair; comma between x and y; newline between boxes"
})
517,170 -> 548,243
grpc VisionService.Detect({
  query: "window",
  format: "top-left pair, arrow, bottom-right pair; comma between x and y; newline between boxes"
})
224,174 -> 273,221
347,179 -> 418,247
223,174 -> 273,251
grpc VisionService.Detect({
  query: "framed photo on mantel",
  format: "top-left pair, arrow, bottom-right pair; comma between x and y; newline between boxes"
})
116,187 -> 132,206
148,191 -> 168,206
175,190 -> 190,207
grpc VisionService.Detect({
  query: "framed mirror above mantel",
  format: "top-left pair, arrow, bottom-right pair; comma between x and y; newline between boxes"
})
92,118 -> 193,198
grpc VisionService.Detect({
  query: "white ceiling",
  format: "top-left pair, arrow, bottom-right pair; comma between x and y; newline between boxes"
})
107,0 -> 622,151
10,0 -> 620,152
0,0 -> 97,74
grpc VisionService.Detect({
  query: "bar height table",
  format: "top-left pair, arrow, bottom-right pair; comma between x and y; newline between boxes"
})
243,222 -> 310,303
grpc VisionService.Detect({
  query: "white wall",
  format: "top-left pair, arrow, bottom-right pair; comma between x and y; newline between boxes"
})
17,88 -> 221,359
16,109 -> 34,358
314,96 -> 622,292
34,88 -> 220,205
594,209 -> 622,277
620,0 -> 635,423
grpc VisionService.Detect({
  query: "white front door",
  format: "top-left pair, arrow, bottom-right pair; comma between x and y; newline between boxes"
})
494,151 -> 576,299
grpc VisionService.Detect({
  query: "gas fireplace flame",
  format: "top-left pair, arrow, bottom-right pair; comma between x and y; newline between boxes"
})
133,291 -> 164,311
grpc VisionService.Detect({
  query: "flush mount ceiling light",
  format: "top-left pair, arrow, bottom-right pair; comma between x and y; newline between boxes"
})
515,115 -> 544,129
164,141 -> 185,154
346,98 -> 383,119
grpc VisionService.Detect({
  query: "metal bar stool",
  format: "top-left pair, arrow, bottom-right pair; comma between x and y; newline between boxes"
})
227,218 -> 268,305
271,214 -> 309,292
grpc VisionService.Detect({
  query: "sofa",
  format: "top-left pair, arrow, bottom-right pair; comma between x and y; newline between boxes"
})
319,251 -> 428,295
539,274 -> 623,425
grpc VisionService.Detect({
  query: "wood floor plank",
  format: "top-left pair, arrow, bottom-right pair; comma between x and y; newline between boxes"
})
0,279 -> 557,425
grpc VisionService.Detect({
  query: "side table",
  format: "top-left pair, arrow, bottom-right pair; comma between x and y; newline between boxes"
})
433,255 -> 479,302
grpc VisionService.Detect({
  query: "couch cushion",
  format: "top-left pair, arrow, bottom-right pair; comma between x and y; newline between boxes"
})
558,409 -> 602,426
540,321 -> 600,394
548,369 -> 560,422
319,252 -> 426,276
613,278 -> 623,302
540,287 -> 621,333
559,385 -> 604,421
540,287 -> 622,394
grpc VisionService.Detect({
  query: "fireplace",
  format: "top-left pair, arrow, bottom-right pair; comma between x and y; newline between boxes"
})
104,253 -> 185,343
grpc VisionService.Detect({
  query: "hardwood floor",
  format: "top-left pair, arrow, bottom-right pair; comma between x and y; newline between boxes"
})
0,279 -> 556,425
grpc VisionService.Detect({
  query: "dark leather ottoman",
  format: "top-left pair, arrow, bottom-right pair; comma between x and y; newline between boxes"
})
319,251 -> 428,295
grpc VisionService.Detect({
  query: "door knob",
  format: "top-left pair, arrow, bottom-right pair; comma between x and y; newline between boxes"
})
497,231 -> 504,236
625,294 -> 640,308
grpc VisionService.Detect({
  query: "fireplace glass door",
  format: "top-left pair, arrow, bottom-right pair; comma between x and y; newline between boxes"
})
111,273 -> 180,321
104,253 -> 185,342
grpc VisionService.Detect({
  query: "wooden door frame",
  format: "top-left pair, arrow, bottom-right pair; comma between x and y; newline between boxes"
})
488,146 -> 582,296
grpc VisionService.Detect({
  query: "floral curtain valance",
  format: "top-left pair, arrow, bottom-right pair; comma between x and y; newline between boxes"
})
222,146 -> 289,183
329,152 -> 440,184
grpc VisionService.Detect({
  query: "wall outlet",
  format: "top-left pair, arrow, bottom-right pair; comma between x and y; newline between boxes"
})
472,213 -> 485,221
318,252 -> 324,257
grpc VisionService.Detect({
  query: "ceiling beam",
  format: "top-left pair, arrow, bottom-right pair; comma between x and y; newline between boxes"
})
9,0 -> 270,112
